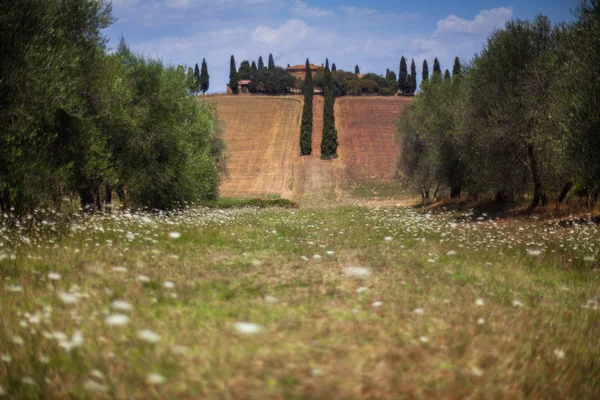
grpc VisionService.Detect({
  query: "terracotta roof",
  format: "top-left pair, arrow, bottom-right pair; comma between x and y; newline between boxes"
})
238,80 -> 251,85
356,74 -> 365,79
286,64 -> 320,71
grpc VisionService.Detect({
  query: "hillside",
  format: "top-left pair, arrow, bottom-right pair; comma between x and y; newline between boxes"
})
211,95 -> 411,201
209,96 -> 302,199
336,96 -> 411,182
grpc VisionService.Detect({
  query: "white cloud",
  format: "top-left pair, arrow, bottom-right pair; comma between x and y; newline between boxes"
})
436,7 -> 513,34
253,19 -> 309,46
290,1 -> 332,18
340,6 -> 378,18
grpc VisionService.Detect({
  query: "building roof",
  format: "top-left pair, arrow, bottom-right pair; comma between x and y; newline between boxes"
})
286,64 -> 321,71
238,80 -> 251,85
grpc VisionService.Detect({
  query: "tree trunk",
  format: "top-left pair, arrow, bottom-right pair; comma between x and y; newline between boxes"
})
93,186 -> 102,212
116,183 -> 126,210
450,185 -> 461,199
104,182 -> 112,213
80,191 -> 94,212
557,182 -> 573,204
433,184 -> 441,200
527,144 -> 545,211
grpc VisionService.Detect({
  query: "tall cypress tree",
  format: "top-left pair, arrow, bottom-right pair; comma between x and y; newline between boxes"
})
422,59 -> 429,82
321,63 -> 337,159
444,69 -> 451,83
398,56 -> 408,94
332,63 -> 337,72
433,57 -> 441,75
325,58 -> 329,70
200,58 -> 209,94
229,55 -> 238,94
300,59 -> 313,156
355,65 -> 360,74
452,56 -> 462,78
194,63 -> 200,95
268,54 -> 275,70
409,59 -> 417,94
250,61 -> 257,72
258,56 -> 264,69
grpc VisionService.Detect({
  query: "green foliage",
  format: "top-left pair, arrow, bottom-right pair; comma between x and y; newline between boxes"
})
250,61 -> 257,72
321,65 -> 338,159
422,60 -> 429,82
229,55 -> 238,94
200,58 -> 210,94
238,60 -> 251,80
452,57 -> 462,78
433,58 -> 441,75
409,59 -> 417,94
194,63 -> 201,94
300,59 -> 313,156
247,67 -> 295,95
314,70 -> 348,96
0,1 -> 225,213
397,13 -> 599,208
398,57 -> 408,94
186,67 -> 197,94
268,54 -> 275,70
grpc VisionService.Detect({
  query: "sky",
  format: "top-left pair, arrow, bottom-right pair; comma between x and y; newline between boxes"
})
104,0 -> 579,93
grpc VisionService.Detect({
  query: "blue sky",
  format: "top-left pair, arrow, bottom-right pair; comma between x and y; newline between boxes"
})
104,0 -> 579,93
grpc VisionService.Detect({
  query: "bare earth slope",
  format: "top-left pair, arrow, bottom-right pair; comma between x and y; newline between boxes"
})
336,97 -> 411,182
210,96 -> 302,199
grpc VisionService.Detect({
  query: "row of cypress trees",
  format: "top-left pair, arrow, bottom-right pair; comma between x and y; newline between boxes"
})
299,58 -> 338,158
186,59 -> 209,95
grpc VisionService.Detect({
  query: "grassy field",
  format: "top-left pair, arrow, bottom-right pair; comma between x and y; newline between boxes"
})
1,204 -> 599,398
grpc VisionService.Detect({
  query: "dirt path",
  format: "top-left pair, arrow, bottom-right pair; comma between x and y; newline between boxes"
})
210,96 -> 302,199
297,96 -> 343,205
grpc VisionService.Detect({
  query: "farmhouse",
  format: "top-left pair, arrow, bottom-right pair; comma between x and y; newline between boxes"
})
227,80 -> 251,95
285,63 -> 322,80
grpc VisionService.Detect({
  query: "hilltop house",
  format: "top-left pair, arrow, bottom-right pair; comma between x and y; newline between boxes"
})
285,63 -> 323,80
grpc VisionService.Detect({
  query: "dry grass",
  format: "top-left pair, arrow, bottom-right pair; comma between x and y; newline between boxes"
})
1,205 -> 599,398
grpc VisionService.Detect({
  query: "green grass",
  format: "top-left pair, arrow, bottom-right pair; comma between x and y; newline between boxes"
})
0,205 -> 599,398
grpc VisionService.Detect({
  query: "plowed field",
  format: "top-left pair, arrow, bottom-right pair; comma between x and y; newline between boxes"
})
210,96 -> 302,199
336,97 -> 411,182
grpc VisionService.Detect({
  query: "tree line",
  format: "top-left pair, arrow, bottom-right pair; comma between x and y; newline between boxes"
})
186,59 -> 210,95
229,54 -> 295,95
398,1 -> 600,209
0,0 -> 226,214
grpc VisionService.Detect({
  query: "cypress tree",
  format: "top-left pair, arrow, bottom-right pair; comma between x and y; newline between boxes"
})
422,59 -> 429,82
444,69 -> 451,83
386,68 -> 390,79
452,56 -> 462,78
332,63 -> 337,72
409,59 -> 417,94
268,53 -> 275,69
433,57 -> 441,75
258,56 -> 264,69
325,58 -> 329,70
355,65 -> 360,74
229,55 -> 238,94
321,63 -> 337,159
398,56 -> 408,94
186,66 -> 196,94
250,61 -> 257,72
300,59 -> 313,156
194,63 -> 200,95
200,58 -> 209,94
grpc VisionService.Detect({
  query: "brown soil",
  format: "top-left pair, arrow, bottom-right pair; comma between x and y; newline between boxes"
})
209,96 -> 302,200
336,96 -> 411,182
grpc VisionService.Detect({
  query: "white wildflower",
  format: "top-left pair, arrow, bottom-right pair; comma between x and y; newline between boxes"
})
59,292 -> 78,305
447,250 -> 457,256
477,318 -> 485,325
475,298 -> 485,306
325,251 -> 335,256
419,336 -> 429,343
264,296 -> 278,304
343,266 -> 372,279
137,329 -> 161,343
384,236 -> 393,242
111,266 -> 128,273
356,287 -> 368,293
162,281 -> 175,289
111,300 -> 133,311
471,366 -> 484,377
527,249 -> 542,257
372,301 -> 383,307
512,299 -> 523,307
84,379 -> 107,393
554,349 -> 565,359
105,314 -> 129,327
234,322 -> 262,335
48,272 -> 61,281
147,373 -> 166,385
168,232 -> 181,239
413,308 -> 424,315
137,275 -> 150,283
7,285 -> 23,292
